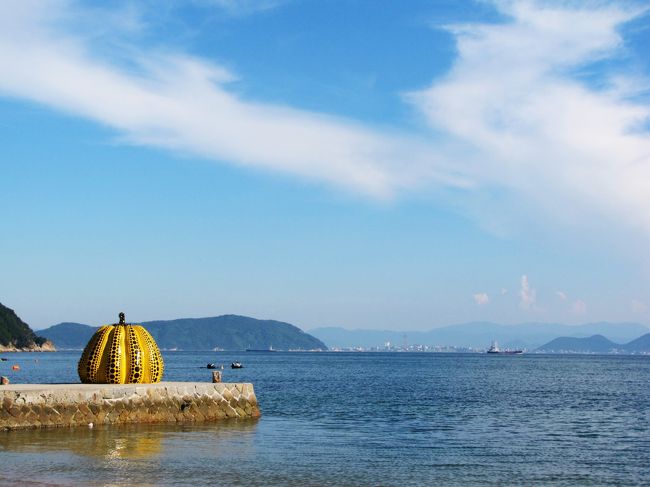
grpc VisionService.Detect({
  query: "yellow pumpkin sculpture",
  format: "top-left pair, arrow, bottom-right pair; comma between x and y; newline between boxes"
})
78,312 -> 164,384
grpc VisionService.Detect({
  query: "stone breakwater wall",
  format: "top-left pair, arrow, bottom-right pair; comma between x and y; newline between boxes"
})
0,382 -> 260,431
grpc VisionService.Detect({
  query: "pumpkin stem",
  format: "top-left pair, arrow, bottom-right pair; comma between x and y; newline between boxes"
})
119,312 -> 126,325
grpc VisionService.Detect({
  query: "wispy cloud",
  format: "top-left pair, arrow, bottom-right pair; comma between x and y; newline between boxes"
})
200,0 -> 288,16
410,1 -> 650,238
473,292 -> 489,305
519,275 -> 536,310
631,299 -> 648,313
0,0 -> 464,199
571,299 -> 587,315
555,291 -> 567,301
0,0 -> 649,244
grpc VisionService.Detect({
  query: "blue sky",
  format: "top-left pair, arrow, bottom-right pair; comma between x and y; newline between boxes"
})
2,0 -> 650,330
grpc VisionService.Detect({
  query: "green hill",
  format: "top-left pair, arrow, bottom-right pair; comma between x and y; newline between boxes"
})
536,335 -> 620,353
38,322 -> 96,349
0,302 -> 50,350
623,333 -> 650,353
39,314 -> 328,351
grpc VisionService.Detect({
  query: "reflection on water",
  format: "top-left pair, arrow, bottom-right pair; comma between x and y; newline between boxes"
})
0,420 -> 258,459
0,420 -> 259,486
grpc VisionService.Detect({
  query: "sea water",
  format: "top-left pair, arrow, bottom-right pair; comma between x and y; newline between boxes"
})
1,352 -> 649,486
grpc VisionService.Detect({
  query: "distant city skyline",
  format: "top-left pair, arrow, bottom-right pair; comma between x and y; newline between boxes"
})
2,0 -> 650,330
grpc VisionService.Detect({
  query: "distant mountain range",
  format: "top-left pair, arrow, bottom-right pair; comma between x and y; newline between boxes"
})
25,313 -> 650,354
309,322 -> 650,350
39,315 -> 327,351
0,302 -> 54,351
537,333 -> 650,353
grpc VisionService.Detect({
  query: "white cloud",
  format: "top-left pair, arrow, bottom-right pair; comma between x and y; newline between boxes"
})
519,274 -> 536,310
473,292 -> 489,305
631,299 -> 648,313
0,0 -> 466,199
0,0 -> 649,247
571,299 -> 587,314
410,1 -> 650,239
500,288 -> 508,295
555,291 -> 567,301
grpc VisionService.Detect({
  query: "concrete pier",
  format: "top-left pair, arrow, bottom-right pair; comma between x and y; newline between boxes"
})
0,382 -> 260,431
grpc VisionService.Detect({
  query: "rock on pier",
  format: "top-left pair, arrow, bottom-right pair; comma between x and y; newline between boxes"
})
0,382 -> 260,430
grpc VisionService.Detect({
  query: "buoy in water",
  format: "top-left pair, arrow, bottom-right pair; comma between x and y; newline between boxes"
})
11,365 -> 20,371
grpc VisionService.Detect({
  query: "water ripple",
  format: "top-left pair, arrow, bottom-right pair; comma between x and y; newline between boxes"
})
1,352 -> 649,485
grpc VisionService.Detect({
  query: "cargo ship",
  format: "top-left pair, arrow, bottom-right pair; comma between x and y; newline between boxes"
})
487,341 -> 523,354
245,346 -> 277,352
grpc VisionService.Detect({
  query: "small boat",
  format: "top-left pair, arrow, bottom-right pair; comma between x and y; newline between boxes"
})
231,362 -> 243,369
487,341 -> 523,355
206,363 -> 217,369
0,358 -> 7,361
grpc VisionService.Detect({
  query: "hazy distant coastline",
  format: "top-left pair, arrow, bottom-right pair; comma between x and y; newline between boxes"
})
309,322 -> 650,353
7,295 -> 650,354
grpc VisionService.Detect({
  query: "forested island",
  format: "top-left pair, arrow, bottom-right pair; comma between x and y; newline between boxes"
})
0,302 -> 54,351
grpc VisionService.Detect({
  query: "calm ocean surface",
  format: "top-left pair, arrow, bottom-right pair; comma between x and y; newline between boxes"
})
1,351 -> 649,486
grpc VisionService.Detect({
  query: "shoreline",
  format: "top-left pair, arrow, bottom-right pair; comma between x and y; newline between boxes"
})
0,345 -> 56,353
